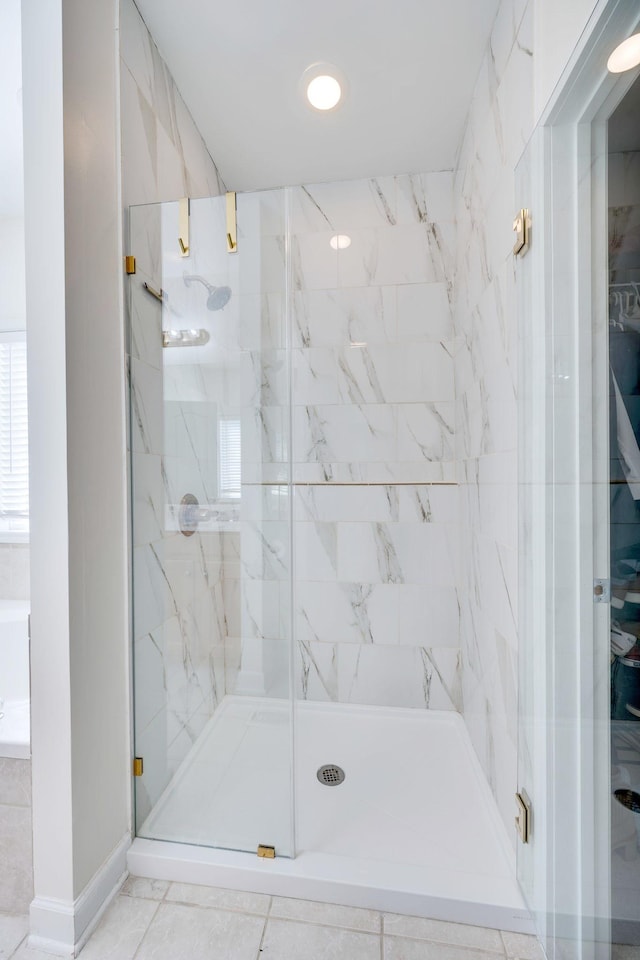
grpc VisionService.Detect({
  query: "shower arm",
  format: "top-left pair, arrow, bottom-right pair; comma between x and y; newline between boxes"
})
183,274 -> 215,294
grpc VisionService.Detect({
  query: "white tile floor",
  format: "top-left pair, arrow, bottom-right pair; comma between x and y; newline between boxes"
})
0,878 -> 549,960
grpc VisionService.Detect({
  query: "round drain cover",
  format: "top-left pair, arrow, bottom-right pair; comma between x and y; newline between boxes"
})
614,788 -> 640,813
317,764 -> 345,786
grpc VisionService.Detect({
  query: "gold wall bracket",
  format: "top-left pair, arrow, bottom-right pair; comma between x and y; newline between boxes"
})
179,197 -> 190,257
133,757 -> 144,777
125,255 -> 136,275
257,844 -> 275,859
226,192 -> 237,253
515,791 -> 531,843
513,208 -> 531,257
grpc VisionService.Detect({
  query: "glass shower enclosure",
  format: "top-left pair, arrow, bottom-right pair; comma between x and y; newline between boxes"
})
128,189 -> 294,856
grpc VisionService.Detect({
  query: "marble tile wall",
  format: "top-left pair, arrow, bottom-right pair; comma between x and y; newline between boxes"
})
286,176 -> 461,708
453,0 -> 533,838
120,0 -> 228,821
0,758 -> 32,913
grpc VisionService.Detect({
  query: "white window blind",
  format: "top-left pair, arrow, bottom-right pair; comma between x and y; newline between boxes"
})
219,418 -> 241,500
0,335 -> 29,532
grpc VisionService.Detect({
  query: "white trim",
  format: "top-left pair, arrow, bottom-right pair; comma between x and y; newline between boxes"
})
518,0 -> 640,955
128,837 -> 533,935
28,832 -> 130,957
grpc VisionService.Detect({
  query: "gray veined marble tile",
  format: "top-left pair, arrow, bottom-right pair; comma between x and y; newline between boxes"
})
291,233 -> 339,291
396,402 -> 455,463
296,581 -> 399,646
294,403 -> 396,466
293,348 -> 340,405
294,484 -> 400,523
165,881 -> 270,914
270,897 -> 380,933
262,917 -> 380,960
241,521 -> 291,582
0,759 -> 31,807
121,876 -> 169,901
130,358 -> 164,457
291,176 -> 397,234
294,522 -> 338,582
120,66 -> 159,210
292,287 -> 397,349
337,644 -> 457,709
395,171 -> 455,226
297,638 -> 339,702
500,931 -> 546,960
76,895 -> 159,960
396,282 -> 453,342
398,585 -> 460,647
133,454 -> 169,549
135,901 -> 265,960
383,914 -> 504,952
384,938 -> 505,960
0,912 -> 28,959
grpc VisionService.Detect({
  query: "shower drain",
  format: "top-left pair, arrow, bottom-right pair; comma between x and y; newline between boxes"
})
317,764 -> 345,786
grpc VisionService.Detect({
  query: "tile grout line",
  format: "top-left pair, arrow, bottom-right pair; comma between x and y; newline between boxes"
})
128,891 -> 271,920
130,897 -> 163,960
254,896 -> 273,960
382,932 -> 511,956
122,892 -> 523,951
7,930 -> 29,960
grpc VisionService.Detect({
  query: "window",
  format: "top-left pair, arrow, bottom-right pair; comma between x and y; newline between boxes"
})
0,333 -> 29,536
218,418 -> 241,500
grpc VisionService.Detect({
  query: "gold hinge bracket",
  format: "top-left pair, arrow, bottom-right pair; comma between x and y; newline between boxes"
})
257,844 -> 275,859
515,791 -> 531,843
226,192 -> 237,253
133,757 -> 144,777
178,197 -> 190,257
125,255 -> 136,275
513,208 -> 531,257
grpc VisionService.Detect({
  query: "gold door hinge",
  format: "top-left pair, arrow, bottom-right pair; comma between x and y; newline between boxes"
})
133,757 -> 144,777
513,208 -> 531,257
257,844 -> 275,859
515,791 -> 531,843
125,255 -> 136,275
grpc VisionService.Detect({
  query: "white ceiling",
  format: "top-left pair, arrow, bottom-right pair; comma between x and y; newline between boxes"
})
0,0 -> 23,218
135,0 -> 501,191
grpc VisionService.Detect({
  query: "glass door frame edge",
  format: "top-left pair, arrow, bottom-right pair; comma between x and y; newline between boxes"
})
519,2 -> 640,957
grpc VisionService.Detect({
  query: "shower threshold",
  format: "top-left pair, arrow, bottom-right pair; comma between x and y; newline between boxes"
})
128,698 -> 532,933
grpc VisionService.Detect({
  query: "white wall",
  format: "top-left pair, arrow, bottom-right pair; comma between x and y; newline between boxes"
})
534,0 -> 601,122
24,0 -> 130,951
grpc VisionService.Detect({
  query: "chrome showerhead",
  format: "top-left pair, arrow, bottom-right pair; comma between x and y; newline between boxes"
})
206,285 -> 232,311
183,273 -> 232,311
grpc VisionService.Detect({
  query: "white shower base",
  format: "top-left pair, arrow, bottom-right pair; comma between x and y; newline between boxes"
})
129,697 -> 532,933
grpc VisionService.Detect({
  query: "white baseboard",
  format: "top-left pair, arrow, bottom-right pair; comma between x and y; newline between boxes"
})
29,832 -> 131,956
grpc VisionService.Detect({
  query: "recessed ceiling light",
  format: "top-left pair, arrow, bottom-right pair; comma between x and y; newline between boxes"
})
307,75 -> 341,110
330,234 -> 351,250
607,33 -> 640,73
300,63 -> 346,113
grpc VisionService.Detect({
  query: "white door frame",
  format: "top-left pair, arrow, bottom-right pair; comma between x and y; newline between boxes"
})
518,2 -> 640,958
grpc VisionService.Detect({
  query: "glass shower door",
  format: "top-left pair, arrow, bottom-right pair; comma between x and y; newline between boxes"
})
128,189 -> 294,857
